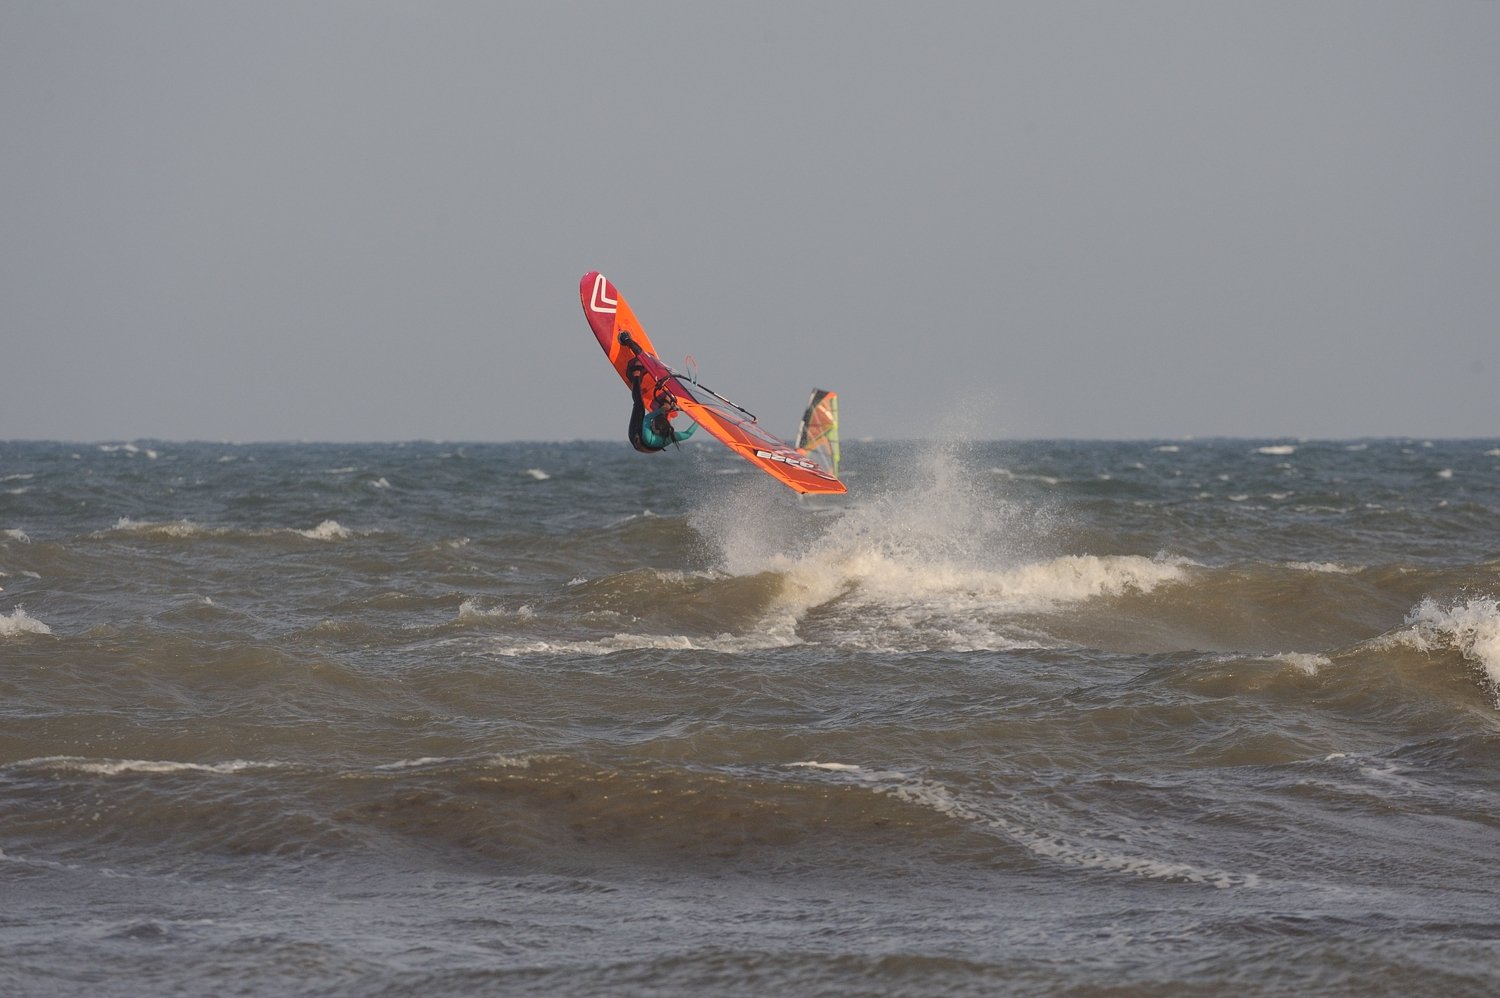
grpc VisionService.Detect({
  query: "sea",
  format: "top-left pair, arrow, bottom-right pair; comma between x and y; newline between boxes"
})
3,437 -> 1499,996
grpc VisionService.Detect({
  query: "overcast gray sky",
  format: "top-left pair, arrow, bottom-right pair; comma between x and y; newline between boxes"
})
3,1 -> 1496,443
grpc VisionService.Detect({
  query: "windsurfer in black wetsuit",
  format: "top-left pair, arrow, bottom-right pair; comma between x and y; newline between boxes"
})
627,359 -> 697,453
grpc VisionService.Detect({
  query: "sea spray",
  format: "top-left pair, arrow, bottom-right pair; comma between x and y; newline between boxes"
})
691,439 -> 1046,580
0,606 -> 51,637
1404,596 -> 1500,701
684,440 -> 1190,649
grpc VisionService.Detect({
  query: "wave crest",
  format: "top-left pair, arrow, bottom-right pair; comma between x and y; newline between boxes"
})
0,607 -> 51,638
1401,597 -> 1500,697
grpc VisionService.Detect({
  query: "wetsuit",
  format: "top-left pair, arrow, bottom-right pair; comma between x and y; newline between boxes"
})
627,363 -> 697,453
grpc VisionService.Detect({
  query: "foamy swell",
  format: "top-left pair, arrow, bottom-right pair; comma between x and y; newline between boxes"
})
789,763 -> 1258,888
296,520 -> 354,541
106,518 -> 356,541
488,630 -> 801,657
690,444 -> 1191,650
0,607 -> 51,638
13,757 -> 279,776
1400,597 -> 1500,698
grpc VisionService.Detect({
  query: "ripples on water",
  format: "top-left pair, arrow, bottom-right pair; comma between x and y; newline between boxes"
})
2,438 -> 1499,996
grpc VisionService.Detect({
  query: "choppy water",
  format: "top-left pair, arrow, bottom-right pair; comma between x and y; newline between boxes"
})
3,437 -> 1500,996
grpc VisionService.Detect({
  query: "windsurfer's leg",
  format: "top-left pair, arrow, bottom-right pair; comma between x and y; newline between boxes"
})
628,389 -> 647,451
626,360 -> 659,452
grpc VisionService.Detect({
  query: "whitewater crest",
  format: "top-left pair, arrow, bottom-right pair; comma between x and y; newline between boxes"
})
688,443 -> 1191,652
12,757 -> 275,776
0,607 -> 52,638
489,630 -> 800,657
297,520 -> 354,541
111,517 -> 206,538
107,517 -> 357,542
788,762 -> 1258,889
1398,597 -> 1500,700
456,599 -> 535,622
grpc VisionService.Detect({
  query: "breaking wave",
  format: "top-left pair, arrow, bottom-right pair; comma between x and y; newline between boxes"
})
1394,597 -> 1500,699
687,443 -> 1190,650
0,607 -> 51,638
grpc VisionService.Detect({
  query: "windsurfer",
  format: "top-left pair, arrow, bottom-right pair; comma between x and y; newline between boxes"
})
627,360 -> 696,453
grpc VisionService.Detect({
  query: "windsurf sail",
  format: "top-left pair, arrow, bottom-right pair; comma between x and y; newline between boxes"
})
795,389 -> 840,478
635,351 -> 845,494
579,271 -> 846,495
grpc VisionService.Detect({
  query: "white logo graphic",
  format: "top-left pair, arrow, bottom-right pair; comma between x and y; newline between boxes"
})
755,449 -> 819,471
589,274 -> 617,314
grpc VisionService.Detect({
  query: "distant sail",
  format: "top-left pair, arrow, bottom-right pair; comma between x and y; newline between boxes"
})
796,389 -> 840,478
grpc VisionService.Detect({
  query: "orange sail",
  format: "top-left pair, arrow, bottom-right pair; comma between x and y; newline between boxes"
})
580,272 -> 846,495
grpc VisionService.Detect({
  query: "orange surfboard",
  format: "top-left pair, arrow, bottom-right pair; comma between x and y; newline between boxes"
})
580,272 -> 846,495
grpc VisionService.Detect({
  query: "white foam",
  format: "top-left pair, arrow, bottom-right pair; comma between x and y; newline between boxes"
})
606,510 -> 658,528
524,468 -> 551,481
1486,448 -> 1500,458
369,477 -> 391,489
109,518 -> 359,542
373,754 -> 530,772
111,517 -> 205,538
1264,652 -> 1332,675
1436,468 -> 1454,480
984,554 -> 1188,606
1255,445 -> 1297,456
790,763 -> 1258,888
98,443 -> 159,459
1284,561 -> 1360,574
687,444 -> 1193,651
1400,597 -> 1500,695
374,757 -> 454,770
0,607 -> 51,638
767,550 -> 1191,651
1153,445 -> 1181,453
3,529 -> 30,543
457,599 -> 534,622
15,757 -> 273,776
297,520 -> 352,541
492,629 -> 799,657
